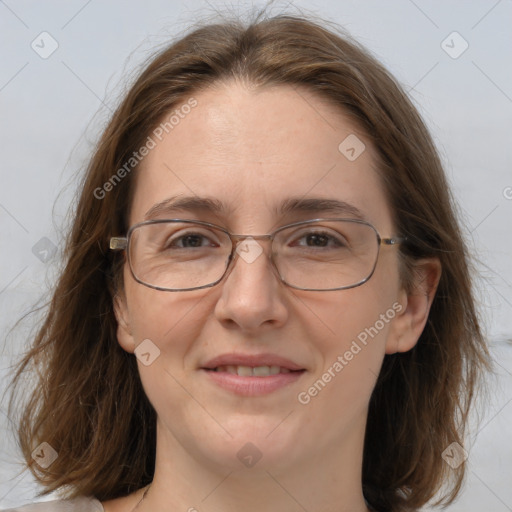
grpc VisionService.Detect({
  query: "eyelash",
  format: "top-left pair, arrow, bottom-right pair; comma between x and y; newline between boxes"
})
163,229 -> 346,250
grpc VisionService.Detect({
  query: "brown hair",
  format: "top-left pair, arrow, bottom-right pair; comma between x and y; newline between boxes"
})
7,10 -> 490,512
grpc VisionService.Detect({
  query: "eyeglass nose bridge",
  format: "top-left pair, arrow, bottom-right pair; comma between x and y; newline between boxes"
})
221,232 -> 284,283
229,232 -> 275,248
228,232 -> 278,257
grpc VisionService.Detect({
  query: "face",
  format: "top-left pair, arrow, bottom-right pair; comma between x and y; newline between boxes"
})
115,82 -> 409,474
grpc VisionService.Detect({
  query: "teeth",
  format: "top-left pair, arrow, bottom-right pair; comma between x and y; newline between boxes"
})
237,365 -> 253,377
253,365 -> 281,376
214,365 -> 288,376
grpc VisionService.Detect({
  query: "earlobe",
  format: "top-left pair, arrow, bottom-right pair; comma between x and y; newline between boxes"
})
113,292 -> 136,354
385,258 -> 442,355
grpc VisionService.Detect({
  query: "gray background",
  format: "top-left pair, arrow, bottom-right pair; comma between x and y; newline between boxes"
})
1,0 -> 511,510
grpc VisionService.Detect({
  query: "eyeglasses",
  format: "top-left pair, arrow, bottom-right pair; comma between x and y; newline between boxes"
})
109,218 -> 406,292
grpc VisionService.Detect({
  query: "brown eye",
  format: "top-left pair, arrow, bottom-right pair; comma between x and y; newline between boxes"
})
169,234 -> 210,248
290,229 -> 347,249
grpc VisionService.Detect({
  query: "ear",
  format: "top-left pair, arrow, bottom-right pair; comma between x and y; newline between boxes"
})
385,258 -> 442,354
113,291 -> 136,354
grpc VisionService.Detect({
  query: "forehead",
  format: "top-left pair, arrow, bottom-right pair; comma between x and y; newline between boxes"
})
129,82 -> 393,233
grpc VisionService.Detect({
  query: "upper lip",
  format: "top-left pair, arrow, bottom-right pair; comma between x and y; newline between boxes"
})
201,353 -> 306,371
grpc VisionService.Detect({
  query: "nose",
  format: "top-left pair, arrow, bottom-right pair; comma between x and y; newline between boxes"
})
213,237 -> 289,333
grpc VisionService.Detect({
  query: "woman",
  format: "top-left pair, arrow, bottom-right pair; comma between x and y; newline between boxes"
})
5,11 -> 490,512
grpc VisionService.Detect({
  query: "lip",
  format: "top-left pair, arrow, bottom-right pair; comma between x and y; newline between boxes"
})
200,368 -> 306,396
201,353 -> 305,371
199,353 -> 306,397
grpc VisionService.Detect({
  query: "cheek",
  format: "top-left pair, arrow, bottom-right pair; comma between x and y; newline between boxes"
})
295,292 -> 397,442
304,258 -> 401,401
122,275 -> 209,412
123,264 -> 206,356
313,288 -> 392,374
311,268 -> 399,355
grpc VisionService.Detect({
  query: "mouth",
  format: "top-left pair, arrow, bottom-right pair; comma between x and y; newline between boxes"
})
204,365 -> 304,377
199,353 -> 307,396
200,365 -> 306,396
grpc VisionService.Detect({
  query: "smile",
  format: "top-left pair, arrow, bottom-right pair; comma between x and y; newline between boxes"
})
201,367 -> 306,396
209,365 -> 298,376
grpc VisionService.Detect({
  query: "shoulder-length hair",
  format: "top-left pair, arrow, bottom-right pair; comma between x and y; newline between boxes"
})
8,11 -> 490,512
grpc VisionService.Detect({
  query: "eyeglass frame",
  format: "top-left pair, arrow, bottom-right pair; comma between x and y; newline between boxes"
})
109,217 -> 406,292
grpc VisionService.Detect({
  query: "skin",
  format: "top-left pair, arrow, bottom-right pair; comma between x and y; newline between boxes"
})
104,82 -> 440,512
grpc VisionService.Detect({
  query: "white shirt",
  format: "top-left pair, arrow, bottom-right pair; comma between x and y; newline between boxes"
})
1,496 -> 104,511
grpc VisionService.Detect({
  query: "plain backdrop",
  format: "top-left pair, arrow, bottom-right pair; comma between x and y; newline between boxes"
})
1,0 -> 511,510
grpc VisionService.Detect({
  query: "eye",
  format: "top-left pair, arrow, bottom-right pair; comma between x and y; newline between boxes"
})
290,229 -> 347,249
164,230 -> 220,249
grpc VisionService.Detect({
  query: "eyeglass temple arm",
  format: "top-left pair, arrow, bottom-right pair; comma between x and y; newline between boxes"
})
110,237 -> 127,250
381,236 -> 407,245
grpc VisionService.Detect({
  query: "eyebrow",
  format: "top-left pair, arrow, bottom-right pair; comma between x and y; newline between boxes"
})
279,197 -> 366,220
144,195 -> 227,220
143,195 -> 366,221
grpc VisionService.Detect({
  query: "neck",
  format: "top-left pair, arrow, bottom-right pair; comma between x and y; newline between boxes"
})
138,417 -> 371,512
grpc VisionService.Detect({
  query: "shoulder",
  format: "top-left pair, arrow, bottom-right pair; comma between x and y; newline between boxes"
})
1,496 -> 104,512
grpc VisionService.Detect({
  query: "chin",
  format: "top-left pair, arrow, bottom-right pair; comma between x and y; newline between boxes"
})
197,420 -> 304,471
